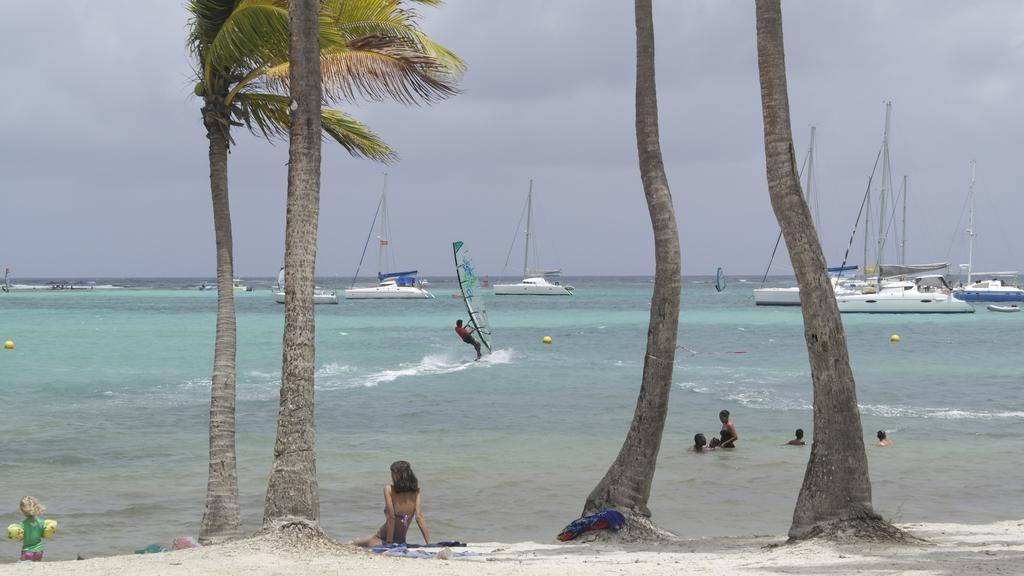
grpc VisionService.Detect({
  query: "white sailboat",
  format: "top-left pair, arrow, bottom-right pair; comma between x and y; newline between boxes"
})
494,179 -> 573,296
272,267 -> 339,304
753,126 -> 862,306
952,161 -> 1024,302
345,175 -> 433,300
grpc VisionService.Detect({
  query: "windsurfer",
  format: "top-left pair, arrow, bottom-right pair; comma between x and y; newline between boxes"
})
454,319 -> 482,360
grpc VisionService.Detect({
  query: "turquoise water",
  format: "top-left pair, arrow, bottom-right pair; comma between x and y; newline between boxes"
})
1,277 -> 1022,560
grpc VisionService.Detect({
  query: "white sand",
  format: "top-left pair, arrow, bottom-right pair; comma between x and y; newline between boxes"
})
1,519 -> 1021,575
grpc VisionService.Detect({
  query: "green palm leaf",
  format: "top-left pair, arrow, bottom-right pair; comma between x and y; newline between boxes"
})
239,93 -> 396,162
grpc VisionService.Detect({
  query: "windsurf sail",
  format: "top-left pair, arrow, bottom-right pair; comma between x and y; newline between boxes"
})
715,267 -> 726,292
453,241 -> 492,353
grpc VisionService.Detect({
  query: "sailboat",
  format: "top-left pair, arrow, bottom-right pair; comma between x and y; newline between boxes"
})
753,127 -> 863,306
952,162 -> 1024,302
272,267 -> 339,304
493,179 -> 573,296
345,175 -> 433,300
836,103 -> 972,314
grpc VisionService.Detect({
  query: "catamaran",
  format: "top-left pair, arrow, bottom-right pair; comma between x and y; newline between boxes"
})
453,241 -> 492,355
345,175 -> 433,300
952,161 -> 1024,302
494,179 -> 573,296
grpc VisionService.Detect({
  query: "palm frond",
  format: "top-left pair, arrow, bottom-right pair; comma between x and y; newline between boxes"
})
186,0 -> 237,59
237,93 -> 396,162
263,35 -> 460,105
321,109 -> 397,162
207,0 -> 290,82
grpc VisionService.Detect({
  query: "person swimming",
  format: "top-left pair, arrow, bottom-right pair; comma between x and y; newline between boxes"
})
688,433 -> 709,453
877,430 -> 892,447
786,428 -> 806,446
718,410 -> 738,448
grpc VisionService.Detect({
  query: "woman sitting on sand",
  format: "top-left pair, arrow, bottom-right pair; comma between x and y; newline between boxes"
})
718,410 -> 738,448
351,461 -> 431,547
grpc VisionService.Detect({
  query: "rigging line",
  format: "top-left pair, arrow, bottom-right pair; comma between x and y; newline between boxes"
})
839,147 -> 883,273
500,196 -> 530,277
942,188 -> 972,264
759,144 -> 813,288
350,193 -> 385,288
758,231 -> 784,288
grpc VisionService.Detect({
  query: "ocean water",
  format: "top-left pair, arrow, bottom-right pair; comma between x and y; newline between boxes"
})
1,276 -> 1021,560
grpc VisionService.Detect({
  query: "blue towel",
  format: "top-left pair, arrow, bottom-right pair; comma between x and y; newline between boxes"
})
557,510 -> 626,541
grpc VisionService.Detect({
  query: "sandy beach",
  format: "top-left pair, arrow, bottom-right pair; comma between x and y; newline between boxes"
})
1,519 -> 1020,575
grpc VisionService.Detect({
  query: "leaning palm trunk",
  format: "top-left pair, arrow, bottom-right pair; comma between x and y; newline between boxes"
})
263,0 -> 322,529
582,0 -> 681,540
755,0 -> 899,542
199,95 -> 241,544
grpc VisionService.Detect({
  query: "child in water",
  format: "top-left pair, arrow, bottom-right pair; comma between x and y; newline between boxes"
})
10,496 -> 56,562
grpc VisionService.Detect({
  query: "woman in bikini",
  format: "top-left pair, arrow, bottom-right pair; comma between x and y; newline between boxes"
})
718,409 -> 738,448
351,461 -> 431,546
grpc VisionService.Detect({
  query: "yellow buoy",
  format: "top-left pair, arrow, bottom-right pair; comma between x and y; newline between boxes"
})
890,334 -> 900,343
542,336 -> 552,344
3,340 -> 12,349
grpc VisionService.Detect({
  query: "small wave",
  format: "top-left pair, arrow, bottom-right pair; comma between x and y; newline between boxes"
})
678,383 -> 1024,421
340,350 -> 512,389
316,362 -> 352,377
860,405 -> 1024,420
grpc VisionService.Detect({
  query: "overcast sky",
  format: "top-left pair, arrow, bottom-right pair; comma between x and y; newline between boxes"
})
2,1 -> 1023,278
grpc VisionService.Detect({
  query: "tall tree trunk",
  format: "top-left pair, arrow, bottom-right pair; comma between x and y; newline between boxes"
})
755,0 -> 894,542
582,0 -> 681,539
264,0 -> 322,530
199,95 -> 241,544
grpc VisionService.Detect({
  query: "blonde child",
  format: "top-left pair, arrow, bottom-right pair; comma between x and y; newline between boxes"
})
10,496 -> 56,561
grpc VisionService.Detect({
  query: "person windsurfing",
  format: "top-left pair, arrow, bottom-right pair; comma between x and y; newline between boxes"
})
454,319 -> 482,361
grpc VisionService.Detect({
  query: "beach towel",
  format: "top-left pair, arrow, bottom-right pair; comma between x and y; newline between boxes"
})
368,543 -> 478,559
557,510 -> 626,541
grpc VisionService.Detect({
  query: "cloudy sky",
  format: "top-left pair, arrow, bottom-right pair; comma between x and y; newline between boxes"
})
2,1 -> 1023,278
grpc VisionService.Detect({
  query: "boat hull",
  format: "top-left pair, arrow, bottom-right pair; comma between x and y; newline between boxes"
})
953,290 -> 1024,302
494,283 -> 573,295
752,287 -> 801,306
344,287 -> 433,299
837,294 -> 974,313
273,290 -> 339,304
987,304 -> 1020,312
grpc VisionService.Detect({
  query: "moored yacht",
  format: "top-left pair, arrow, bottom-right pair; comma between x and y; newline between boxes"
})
837,275 -> 973,313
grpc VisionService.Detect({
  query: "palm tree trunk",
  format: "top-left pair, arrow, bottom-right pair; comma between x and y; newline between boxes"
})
199,99 -> 241,544
755,0 -> 895,542
263,0 -> 322,530
582,0 -> 681,539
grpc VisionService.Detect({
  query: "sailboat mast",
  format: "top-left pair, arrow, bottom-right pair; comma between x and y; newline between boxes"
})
876,101 -> 892,281
863,187 -> 871,279
378,173 -> 388,278
806,126 -> 817,231
967,160 -> 976,284
901,175 -> 908,265
523,179 -> 533,278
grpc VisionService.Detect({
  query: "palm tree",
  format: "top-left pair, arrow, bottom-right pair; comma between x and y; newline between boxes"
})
754,0 -> 901,542
582,0 -> 681,539
186,0 -> 462,543
263,0 -> 322,529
